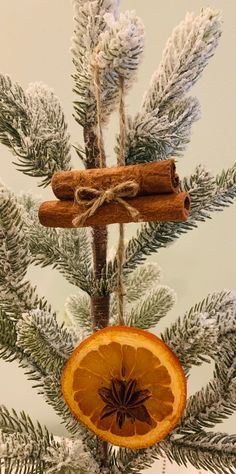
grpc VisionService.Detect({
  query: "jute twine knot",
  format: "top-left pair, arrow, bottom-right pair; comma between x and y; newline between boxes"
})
72,180 -> 140,227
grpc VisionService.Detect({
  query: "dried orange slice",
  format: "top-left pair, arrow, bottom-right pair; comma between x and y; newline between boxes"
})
61,326 -> 186,448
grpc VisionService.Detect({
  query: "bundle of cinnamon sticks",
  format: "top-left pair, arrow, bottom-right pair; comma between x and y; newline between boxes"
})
38,159 -> 191,228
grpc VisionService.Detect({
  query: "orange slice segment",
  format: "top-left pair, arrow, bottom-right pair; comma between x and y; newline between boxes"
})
61,326 -> 186,449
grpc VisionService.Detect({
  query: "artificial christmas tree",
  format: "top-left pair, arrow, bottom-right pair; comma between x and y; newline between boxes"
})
0,1 -> 236,473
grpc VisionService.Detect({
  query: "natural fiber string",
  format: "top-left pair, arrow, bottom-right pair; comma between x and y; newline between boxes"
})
117,76 -> 126,326
93,50 -> 106,168
72,182 -> 139,227
73,58 -> 140,227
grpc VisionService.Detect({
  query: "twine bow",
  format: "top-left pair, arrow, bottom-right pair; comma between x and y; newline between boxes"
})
72,180 -> 140,227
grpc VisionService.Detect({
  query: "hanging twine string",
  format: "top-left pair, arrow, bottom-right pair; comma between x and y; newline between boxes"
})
73,59 -> 135,326
73,54 -> 140,229
117,76 -> 126,326
93,50 -> 106,168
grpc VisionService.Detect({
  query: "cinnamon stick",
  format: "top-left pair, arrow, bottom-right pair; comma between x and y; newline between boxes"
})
51,159 -> 179,200
38,192 -> 190,228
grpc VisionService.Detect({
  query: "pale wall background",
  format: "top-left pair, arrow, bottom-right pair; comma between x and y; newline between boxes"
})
0,1 -> 235,473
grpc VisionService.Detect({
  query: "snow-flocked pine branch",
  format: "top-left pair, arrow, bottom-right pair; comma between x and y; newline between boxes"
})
123,263 -> 161,303
72,0 -> 144,128
16,311 -> 74,380
107,162 -> 236,283
161,431 -> 236,474
125,8 -> 222,163
0,406 -> 57,474
0,183 -> 48,314
112,430 -> 236,474
125,96 -> 200,164
180,354 -> 236,436
143,8 -> 222,113
19,194 -> 93,294
0,309 -> 25,363
127,286 -> 176,329
65,293 -> 92,338
109,263 -> 162,322
163,290 -> 236,434
0,306 -> 84,440
163,290 -> 236,373
14,309 -> 87,438
43,437 -> 100,474
0,407 -> 99,474
0,76 -> 71,186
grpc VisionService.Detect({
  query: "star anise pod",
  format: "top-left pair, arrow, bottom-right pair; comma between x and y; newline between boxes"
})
98,379 -> 152,429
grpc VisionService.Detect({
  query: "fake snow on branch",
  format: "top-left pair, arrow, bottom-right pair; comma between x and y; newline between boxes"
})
0,182 -> 48,314
19,193 -> 92,294
73,0 -> 120,19
111,290 -> 236,474
0,406 -> 99,474
72,1 -> 144,127
125,96 -> 200,164
44,437 -> 100,474
143,8 -> 222,113
107,162 -> 236,281
161,431 -> 236,474
125,8 -> 222,163
0,76 -> 71,186
163,290 -> 236,373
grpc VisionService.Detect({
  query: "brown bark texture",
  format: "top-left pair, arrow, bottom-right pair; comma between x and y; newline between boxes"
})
51,159 -> 179,200
38,192 -> 191,228
83,127 -> 110,321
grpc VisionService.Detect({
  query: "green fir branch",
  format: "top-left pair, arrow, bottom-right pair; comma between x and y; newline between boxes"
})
41,375 -> 87,439
0,406 -> 57,474
125,97 -> 200,164
127,286 -> 176,329
162,432 -> 236,474
110,445 -> 162,474
142,8 -> 222,114
125,7 -> 222,164
65,293 -> 92,336
72,1 -> 144,129
162,290 -> 236,372
180,361 -> 236,435
0,309 -> 24,363
124,263 -> 161,303
162,290 -> 236,434
16,311 -> 74,379
109,263 -> 162,324
0,76 -> 71,187
19,193 -> 93,294
0,183 -> 48,314
107,163 -> 236,283
43,438 -> 100,474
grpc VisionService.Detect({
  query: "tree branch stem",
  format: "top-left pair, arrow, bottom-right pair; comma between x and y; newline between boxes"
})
84,125 -> 109,467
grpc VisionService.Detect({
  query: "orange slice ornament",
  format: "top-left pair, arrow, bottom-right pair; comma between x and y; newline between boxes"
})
61,326 -> 186,449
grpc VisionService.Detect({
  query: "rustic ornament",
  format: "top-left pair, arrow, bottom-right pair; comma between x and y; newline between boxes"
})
61,326 -> 187,449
